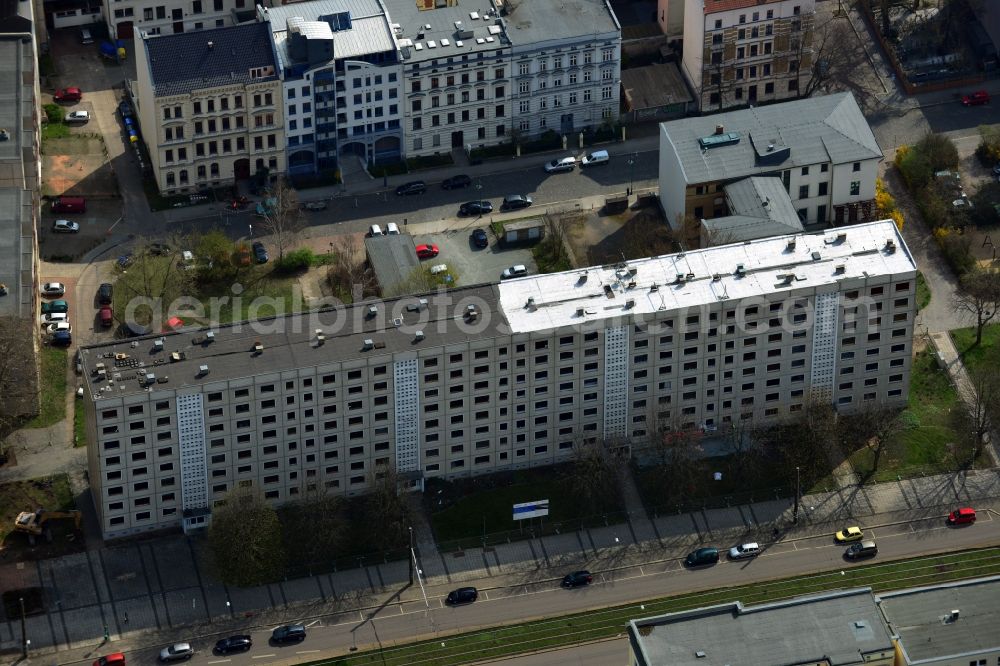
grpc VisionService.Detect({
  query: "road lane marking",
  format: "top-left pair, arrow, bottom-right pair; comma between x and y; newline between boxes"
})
296,650 -> 320,654
305,619 -> 322,628
207,660 -> 231,664
251,655 -> 276,659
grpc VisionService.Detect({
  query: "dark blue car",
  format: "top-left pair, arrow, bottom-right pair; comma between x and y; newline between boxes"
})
252,241 -> 269,264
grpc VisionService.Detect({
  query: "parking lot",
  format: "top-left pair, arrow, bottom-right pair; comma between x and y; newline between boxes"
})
410,222 -> 538,287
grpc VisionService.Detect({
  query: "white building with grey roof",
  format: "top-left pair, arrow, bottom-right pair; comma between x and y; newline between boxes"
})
134,21 -> 286,194
81,220 -> 914,539
658,92 -> 883,246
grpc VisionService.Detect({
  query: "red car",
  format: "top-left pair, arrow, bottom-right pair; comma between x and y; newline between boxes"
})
961,90 -> 990,106
948,507 -> 976,524
415,243 -> 439,259
54,87 -> 83,102
99,305 -> 113,327
93,653 -> 125,666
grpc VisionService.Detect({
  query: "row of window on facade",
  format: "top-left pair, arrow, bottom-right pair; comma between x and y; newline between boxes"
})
161,93 -> 273,122
164,156 -> 276,186
711,6 -> 803,30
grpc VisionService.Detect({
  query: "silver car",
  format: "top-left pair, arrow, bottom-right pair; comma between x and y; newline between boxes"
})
159,643 -> 193,661
728,542 -> 760,559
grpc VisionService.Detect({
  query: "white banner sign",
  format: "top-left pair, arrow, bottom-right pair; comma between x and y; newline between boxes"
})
513,500 -> 549,521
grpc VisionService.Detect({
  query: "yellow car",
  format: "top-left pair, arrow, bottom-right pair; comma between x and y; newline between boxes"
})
835,526 -> 864,543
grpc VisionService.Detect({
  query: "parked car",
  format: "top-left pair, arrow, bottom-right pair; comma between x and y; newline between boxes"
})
395,181 -> 427,196
580,150 -> 610,166
252,241 -> 269,264
961,90 -> 990,106
65,110 -> 91,123
415,243 -> 439,259
442,174 -> 472,189
835,526 -> 864,543
41,282 -> 66,297
99,305 -> 114,327
214,635 -> 252,654
40,312 -> 69,325
53,219 -> 80,233
271,624 -> 306,643
459,200 -> 493,217
728,542 -> 760,560
684,547 -> 720,567
54,87 -> 82,102
117,253 -> 134,269
301,200 -> 327,211
948,507 -> 976,524
430,264 -> 448,275
471,228 -> 489,248
501,194 -> 532,211
41,299 -> 68,314
844,540 -> 878,560
52,196 -> 86,213
97,283 -> 113,305
51,330 -> 72,347
149,242 -> 171,256
501,264 -> 528,279
445,587 -> 478,605
93,653 -> 126,666
235,245 -> 251,266
386,222 -> 400,235
544,156 -> 576,173
158,643 -> 193,662
561,570 -> 593,588
47,321 -> 73,335
368,224 -> 384,237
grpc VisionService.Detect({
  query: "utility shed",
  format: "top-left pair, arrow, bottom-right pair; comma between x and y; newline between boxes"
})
365,234 -> 419,296
502,217 -> 545,244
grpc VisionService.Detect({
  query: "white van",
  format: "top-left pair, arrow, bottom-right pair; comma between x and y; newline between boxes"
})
386,222 -> 400,235
581,150 -> 609,166
368,224 -> 383,237
80,28 -> 94,44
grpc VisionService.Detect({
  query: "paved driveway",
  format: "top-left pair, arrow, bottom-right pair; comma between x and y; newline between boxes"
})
413,226 -> 538,287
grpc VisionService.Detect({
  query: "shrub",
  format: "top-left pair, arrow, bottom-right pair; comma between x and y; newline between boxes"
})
274,248 -> 315,273
43,103 -> 62,124
935,229 -> 975,276
896,145 -> 933,190
914,133 -> 959,172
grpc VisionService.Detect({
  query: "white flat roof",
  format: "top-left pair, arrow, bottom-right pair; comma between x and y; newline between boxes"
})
498,220 -> 915,333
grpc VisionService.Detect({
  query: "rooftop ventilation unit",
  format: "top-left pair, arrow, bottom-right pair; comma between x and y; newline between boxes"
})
628,267 -> 638,276
198,364 -> 209,377
393,317 -> 404,327
576,307 -> 585,316
786,239 -> 796,251
650,283 -> 658,292
315,328 -> 325,343
624,299 -> 635,309
834,265 -> 845,274
526,297 -> 536,310
712,273 -> 721,281
950,609 -> 960,621
675,273 -> 686,284
885,239 -> 896,253
836,232 -> 847,243
253,341 -> 264,353
206,330 -> 215,341
367,305 -> 378,318
363,339 -> 374,350
144,372 -> 156,385
153,339 -> 164,351
415,330 -> 424,341
577,271 -> 588,284
735,264 -> 746,277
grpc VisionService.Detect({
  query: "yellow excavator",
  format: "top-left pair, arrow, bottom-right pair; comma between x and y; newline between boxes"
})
13,509 -> 82,545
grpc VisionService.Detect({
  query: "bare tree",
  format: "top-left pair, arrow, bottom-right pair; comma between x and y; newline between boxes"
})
839,402 -> 910,476
281,485 -> 347,571
383,266 -> 443,298
0,317 -> 38,443
954,267 -> 1000,346
364,462 -> 412,552
563,437 -> 628,515
255,177 -> 304,261
952,367 -> 1000,468
796,16 -> 882,110
208,486 -> 286,586
326,236 -> 377,302
114,243 -> 196,330
642,416 -> 705,505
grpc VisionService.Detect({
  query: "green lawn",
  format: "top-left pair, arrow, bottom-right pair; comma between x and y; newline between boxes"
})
915,271 -> 931,312
950,324 -> 1000,372
73,400 -> 87,448
848,348 -> 963,481
41,122 -> 70,141
0,474 -> 75,543
428,469 -> 626,549
23,347 -> 67,429
195,268 -> 301,324
307,547 -> 1000,666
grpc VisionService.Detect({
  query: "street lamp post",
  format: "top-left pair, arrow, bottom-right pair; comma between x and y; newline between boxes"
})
793,466 -> 801,524
408,526 -> 414,585
19,596 -> 27,658
626,154 -> 636,196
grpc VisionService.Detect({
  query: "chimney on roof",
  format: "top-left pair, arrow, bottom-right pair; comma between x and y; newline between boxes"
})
715,125 -> 724,135
208,40 -> 214,50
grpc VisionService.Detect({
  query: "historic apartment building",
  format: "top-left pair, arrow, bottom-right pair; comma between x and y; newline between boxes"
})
104,0 -> 259,40
81,221 -> 915,539
658,92 -> 883,244
680,0 -> 815,112
134,21 -> 285,194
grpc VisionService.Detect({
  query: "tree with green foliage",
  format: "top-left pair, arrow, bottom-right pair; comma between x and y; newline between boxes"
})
281,487 -> 347,572
114,244 -> 195,329
208,486 -> 286,586
363,463 -> 412,552
914,133 -> 960,172
838,403 -> 910,478
193,230 -> 236,283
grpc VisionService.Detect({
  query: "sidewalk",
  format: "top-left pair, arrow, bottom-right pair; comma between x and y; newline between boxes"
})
5,466 -> 999,664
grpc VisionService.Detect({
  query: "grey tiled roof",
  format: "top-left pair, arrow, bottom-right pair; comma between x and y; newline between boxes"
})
701,176 -> 804,242
144,22 -> 278,97
661,92 -> 883,185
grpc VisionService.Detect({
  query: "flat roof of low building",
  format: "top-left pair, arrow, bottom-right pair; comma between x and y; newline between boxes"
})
264,0 -> 397,66
629,588 -> 895,666
501,0 -> 620,47
498,219 -> 915,333
385,0 -> 510,63
621,63 -> 692,111
879,576 -> 1000,664
365,234 -> 422,296
79,284 -> 507,400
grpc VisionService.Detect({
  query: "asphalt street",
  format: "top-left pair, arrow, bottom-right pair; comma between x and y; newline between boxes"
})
114,513 -> 999,666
